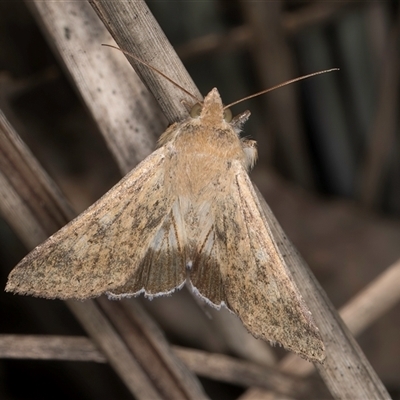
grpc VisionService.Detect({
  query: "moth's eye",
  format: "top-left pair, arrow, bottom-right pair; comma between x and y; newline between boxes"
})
223,108 -> 232,122
190,103 -> 203,118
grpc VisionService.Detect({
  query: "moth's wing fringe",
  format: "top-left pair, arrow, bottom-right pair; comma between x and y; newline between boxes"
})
6,147 -> 185,300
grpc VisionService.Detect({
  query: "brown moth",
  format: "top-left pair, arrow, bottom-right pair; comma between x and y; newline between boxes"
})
6,70 -> 328,362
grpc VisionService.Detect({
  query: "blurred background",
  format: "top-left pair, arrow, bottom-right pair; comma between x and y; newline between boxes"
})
1,1 -> 400,399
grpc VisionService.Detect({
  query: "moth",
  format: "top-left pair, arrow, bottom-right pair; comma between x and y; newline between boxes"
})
6,59 -> 331,362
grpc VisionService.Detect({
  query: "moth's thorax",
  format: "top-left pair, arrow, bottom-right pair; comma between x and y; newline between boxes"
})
178,117 -> 245,159
168,121 -> 244,198
161,88 -> 252,198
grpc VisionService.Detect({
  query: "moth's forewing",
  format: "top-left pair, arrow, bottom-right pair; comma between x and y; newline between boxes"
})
6,147 -> 185,299
214,164 -> 324,362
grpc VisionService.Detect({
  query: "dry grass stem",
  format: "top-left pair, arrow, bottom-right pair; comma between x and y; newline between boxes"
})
27,0 -> 165,173
0,334 -> 328,397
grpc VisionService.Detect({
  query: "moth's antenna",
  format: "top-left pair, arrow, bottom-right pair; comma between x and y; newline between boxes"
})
224,68 -> 339,110
102,44 -> 201,104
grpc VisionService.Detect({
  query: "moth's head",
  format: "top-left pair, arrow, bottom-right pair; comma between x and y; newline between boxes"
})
189,88 -> 233,126
187,88 -> 256,171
